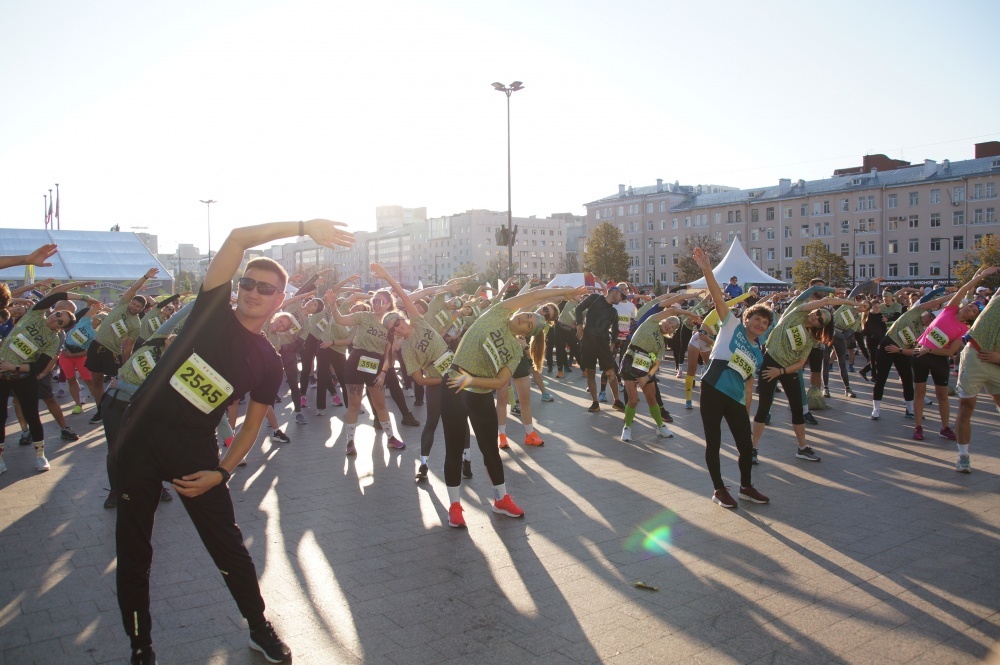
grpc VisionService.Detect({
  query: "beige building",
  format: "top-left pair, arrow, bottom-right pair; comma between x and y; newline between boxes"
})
584,143 -> 1000,286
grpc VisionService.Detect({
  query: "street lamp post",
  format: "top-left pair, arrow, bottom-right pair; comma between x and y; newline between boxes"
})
492,80 -> 524,281
199,199 -> 217,261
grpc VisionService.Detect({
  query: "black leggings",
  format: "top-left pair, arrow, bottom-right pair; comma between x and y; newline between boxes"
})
823,332 -> 852,389
440,387 -> 504,487
754,353 -> 805,425
101,389 -> 132,490
278,343 -> 302,411
0,376 -> 42,445
420,380 -> 443,457
700,382 -> 753,490
854,332 -> 870,361
872,337 -> 914,402
329,350 -> 349,407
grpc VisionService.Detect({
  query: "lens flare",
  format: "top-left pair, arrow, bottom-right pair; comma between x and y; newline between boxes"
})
625,510 -> 678,557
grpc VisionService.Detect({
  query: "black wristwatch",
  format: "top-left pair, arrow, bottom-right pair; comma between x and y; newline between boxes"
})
214,466 -> 232,484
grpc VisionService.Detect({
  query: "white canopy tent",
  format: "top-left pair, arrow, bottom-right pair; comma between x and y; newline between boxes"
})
544,273 -> 606,290
686,239 -> 786,288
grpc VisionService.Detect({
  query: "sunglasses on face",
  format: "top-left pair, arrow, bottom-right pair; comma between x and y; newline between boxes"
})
238,277 -> 280,296
373,299 -> 390,306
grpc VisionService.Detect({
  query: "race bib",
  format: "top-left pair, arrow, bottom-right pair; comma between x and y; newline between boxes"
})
631,349 -> 653,372
483,336 -> 504,373
111,319 -> 129,339
926,327 -> 950,349
130,349 -> 157,378
357,354 -> 381,374
785,324 -> 808,350
287,315 -> 302,337
898,326 -> 916,347
471,305 -> 482,317
727,347 -> 756,380
432,350 -> 455,375
169,353 -> 234,414
434,309 -> 451,328
10,333 -> 38,361
703,319 -> 721,336
315,317 -> 329,334
837,309 -> 856,328
147,315 -> 162,331
69,328 -> 89,347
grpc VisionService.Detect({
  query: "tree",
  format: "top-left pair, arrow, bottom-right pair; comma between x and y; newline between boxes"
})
583,222 -> 629,282
954,234 -> 1000,291
558,252 -> 581,274
454,262 -> 478,279
483,255 -> 511,287
791,240 -> 849,290
675,235 -> 725,284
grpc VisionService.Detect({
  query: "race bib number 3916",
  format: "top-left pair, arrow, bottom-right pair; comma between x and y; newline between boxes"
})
169,353 -> 234,414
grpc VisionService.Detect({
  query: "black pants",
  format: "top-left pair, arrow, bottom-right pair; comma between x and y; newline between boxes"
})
115,408 -> 265,650
420,380 -> 443,457
872,337 -> 914,402
823,332 -> 852,390
398,353 -> 424,403
313,344 -> 337,411
440,387 -> 504,487
700,382 -> 753,490
671,325 -> 693,369
754,353 -> 805,425
329,350 -> 349,407
0,376 -> 42,444
854,332 -> 870,361
298,335 -> 319,402
101,389 -> 132,491
278,343 -> 302,411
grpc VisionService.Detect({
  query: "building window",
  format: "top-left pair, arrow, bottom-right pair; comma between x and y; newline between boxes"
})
953,236 -> 964,250
714,212 -> 722,224
908,239 -> 919,253
646,203 -> 654,213
858,242 -> 866,256
888,218 -> 899,231
766,228 -> 775,240
672,218 -> 678,229
751,248 -> 761,262
888,264 -> 898,277
953,210 -> 965,225
908,215 -> 919,229
785,267 -> 793,279
988,208 -> 996,223
859,265 -> 868,278
973,184 -> 983,199
930,213 -> 941,228
685,216 -> 691,227
735,210 -> 742,223
801,204 -> 808,217
858,196 -> 866,211
801,224 -> 810,238
659,201 -> 666,212
727,211 -> 734,223
823,201 -> 831,214
930,189 -> 940,204
908,263 -> 919,277
930,238 -> 941,252
751,208 -> 759,223
888,240 -> 898,254
784,225 -> 791,238
767,248 -> 775,260
766,207 -> 775,221
868,195 -> 875,210
841,198 -> 849,212
671,237 -> 678,247
751,228 -> 760,241
887,194 -> 897,209
909,192 -> 919,206
867,240 -> 876,255
659,255 -> 667,265
929,262 -> 941,276
987,182 -> 996,198
953,186 -> 965,202
840,243 -> 850,257
974,209 -> 984,224
784,207 -> 792,219
784,247 -> 793,259
841,220 -> 849,233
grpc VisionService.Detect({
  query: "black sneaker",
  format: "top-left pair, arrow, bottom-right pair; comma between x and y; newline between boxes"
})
131,647 -> 157,665
413,400 -> 424,407
660,409 -> 673,424
803,412 -> 819,426
61,427 -> 79,441
462,460 -> 473,479
751,448 -> 759,465
159,487 -> 172,503
103,491 -> 118,509
416,463 -> 428,481
612,400 -> 626,412
88,412 -> 103,425
18,430 -> 31,446
587,402 -> 600,413
249,621 -> 291,663
796,446 -> 821,461
402,414 -> 420,427
271,429 -> 291,444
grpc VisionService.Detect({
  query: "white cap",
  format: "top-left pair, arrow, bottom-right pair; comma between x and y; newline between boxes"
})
977,286 -> 989,294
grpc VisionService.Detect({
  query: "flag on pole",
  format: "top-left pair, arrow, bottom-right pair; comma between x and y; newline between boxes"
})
47,193 -> 53,227
43,195 -> 48,229
55,185 -> 60,229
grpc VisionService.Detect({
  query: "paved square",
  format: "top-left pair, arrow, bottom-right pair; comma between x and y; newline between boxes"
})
2,368 -> 999,664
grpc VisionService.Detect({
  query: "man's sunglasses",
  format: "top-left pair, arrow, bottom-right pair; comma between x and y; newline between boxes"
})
238,277 -> 280,296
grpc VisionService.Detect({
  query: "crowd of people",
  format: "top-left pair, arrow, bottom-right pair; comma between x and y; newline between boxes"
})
1,226 -> 998,665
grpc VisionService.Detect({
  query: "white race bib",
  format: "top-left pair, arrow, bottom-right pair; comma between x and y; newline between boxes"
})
130,349 -> 157,378
434,309 -> 451,328
432,350 -> 455,375
482,337 -> 504,373
69,328 -> 89,347
357,354 -> 381,374
631,349 -> 653,372
111,319 -> 129,339
147,315 -> 162,331
898,326 -> 916,347
727,347 -> 756,380
169,353 -> 234,414
926,327 -> 950,349
287,315 -> 302,337
315,317 -> 329,334
785,324 -> 808,350
10,333 -> 39,361
838,309 -> 856,328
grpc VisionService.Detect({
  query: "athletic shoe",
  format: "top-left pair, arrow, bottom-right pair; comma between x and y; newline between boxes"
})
315,409 -> 325,417
223,436 -> 234,448
295,412 -> 307,425
685,400 -> 693,410
345,440 -> 356,456
913,426 -> 924,441
272,429 -> 291,444
405,388 -> 414,398
387,437 -> 406,450
448,502 -> 466,528
492,494 -> 524,518
939,426 -> 957,441
924,396 -> 934,405
621,426 -> 632,442
657,424 -> 673,438
35,455 -> 50,472
904,410 -> 915,419
61,427 -> 79,442
498,434 -> 509,449
18,430 -> 30,446
299,397 -> 307,408
71,405 -> 83,415
524,432 -> 544,446
510,404 -> 521,416
413,399 -> 423,407
541,392 -> 554,402
598,391 -> 607,403
660,409 -> 673,423
556,371 -> 564,378
88,412 -> 102,425
160,487 -> 172,503
0,458 -> 7,475
871,410 -> 880,421
822,387 -> 831,398
103,491 -> 117,509
612,400 -> 626,412
738,486 -> 770,504
751,448 -> 759,465
463,460 -> 473,479
849,364 -> 856,372
402,414 -> 420,427
416,463 -> 428,481
675,369 -> 683,378
956,455 -> 971,473
547,366 -> 553,374
845,388 -> 856,398
796,447 -> 821,461
587,402 -> 600,413
803,412 -> 819,426
249,621 -> 291,663
130,647 -> 157,665
712,487 -> 737,509
859,369 -> 870,383
565,367 -> 573,374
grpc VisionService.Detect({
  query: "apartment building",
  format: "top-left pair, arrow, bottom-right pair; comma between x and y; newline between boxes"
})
584,142 -> 1000,286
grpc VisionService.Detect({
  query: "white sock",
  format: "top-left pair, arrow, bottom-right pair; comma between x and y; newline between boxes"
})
345,424 -> 356,441
420,455 -> 428,465
447,485 -> 461,504
905,400 -> 914,413
958,444 -> 969,455
872,400 -> 881,414
524,424 -> 534,435
492,483 -> 507,501
803,406 -> 810,415
463,449 -> 471,461
33,442 -> 45,456
380,420 -> 393,436
497,424 -> 506,435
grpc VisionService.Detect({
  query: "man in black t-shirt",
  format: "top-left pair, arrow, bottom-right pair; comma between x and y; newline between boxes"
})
576,286 -> 624,412
114,219 -> 353,665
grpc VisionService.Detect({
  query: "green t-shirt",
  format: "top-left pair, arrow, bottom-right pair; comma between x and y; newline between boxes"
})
282,301 -> 307,339
139,312 -> 164,340
886,307 -> 927,349
450,305 -> 519,393
400,315 -> 453,379
765,307 -> 813,366
426,293 -> 457,336
968,295 -> 1000,353
0,309 -> 61,368
318,303 -> 353,354
117,302 -> 194,386
94,300 -> 140,351
350,311 -> 388,355
263,322 -> 297,351
628,316 -> 667,359
833,305 -> 861,333
882,301 -> 903,320
304,311 -> 330,340
558,300 -> 579,326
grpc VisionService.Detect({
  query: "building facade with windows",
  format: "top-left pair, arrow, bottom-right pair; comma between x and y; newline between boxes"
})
584,143 -> 1000,286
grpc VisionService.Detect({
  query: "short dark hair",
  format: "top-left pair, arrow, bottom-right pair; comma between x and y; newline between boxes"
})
244,257 -> 288,290
809,278 -> 825,286
743,303 -> 774,326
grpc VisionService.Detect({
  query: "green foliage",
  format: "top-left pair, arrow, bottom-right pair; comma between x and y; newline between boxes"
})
791,240 -> 849,290
483,255 -> 511,286
583,222 -> 629,282
675,235 -> 725,284
954,234 -> 1000,291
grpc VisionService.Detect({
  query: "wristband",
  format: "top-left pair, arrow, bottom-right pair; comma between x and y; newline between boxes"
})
298,220 -> 304,237
214,466 -> 232,484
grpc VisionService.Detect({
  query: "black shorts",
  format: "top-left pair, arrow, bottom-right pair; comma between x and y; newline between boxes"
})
343,347 -> 384,386
85,342 -> 121,376
619,347 -> 657,382
912,353 -> 950,386
808,346 -> 823,372
512,353 -> 533,379
579,336 -> 617,373
37,373 -> 54,400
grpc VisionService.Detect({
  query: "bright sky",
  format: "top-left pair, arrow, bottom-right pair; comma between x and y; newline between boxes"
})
2,0 -> 998,256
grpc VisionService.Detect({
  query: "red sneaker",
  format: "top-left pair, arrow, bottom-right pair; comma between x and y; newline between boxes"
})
492,494 -> 524,518
712,487 -> 737,509
498,433 -> 509,449
913,426 -> 924,441
738,485 -> 770,504
939,426 -> 957,441
524,432 -> 544,446
448,502 -> 466,528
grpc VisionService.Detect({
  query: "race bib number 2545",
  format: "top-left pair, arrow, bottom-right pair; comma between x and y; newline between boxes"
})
169,353 -> 234,414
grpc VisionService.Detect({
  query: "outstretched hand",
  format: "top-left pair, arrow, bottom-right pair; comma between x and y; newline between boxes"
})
692,247 -> 712,271
26,244 -> 59,267
303,219 -> 354,249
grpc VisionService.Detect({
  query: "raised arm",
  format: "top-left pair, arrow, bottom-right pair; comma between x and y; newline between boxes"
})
798,297 -> 855,313
692,247 -> 730,322
121,269 -> 160,303
504,286 -> 587,312
0,244 -> 58,270
371,263 -> 422,320
947,266 -> 998,309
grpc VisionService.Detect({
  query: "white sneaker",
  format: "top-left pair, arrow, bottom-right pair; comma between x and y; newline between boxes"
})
35,455 -> 50,472
675,369 -> 683,378
924,396 -> 934,405
405,388 -> 414,398
621,426 -> 632,442
657,424 -> 674,438
0,457 -> 7,475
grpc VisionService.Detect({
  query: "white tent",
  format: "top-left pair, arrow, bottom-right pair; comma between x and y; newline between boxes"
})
686,239 -> 786,288
545,273 -> 606,290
